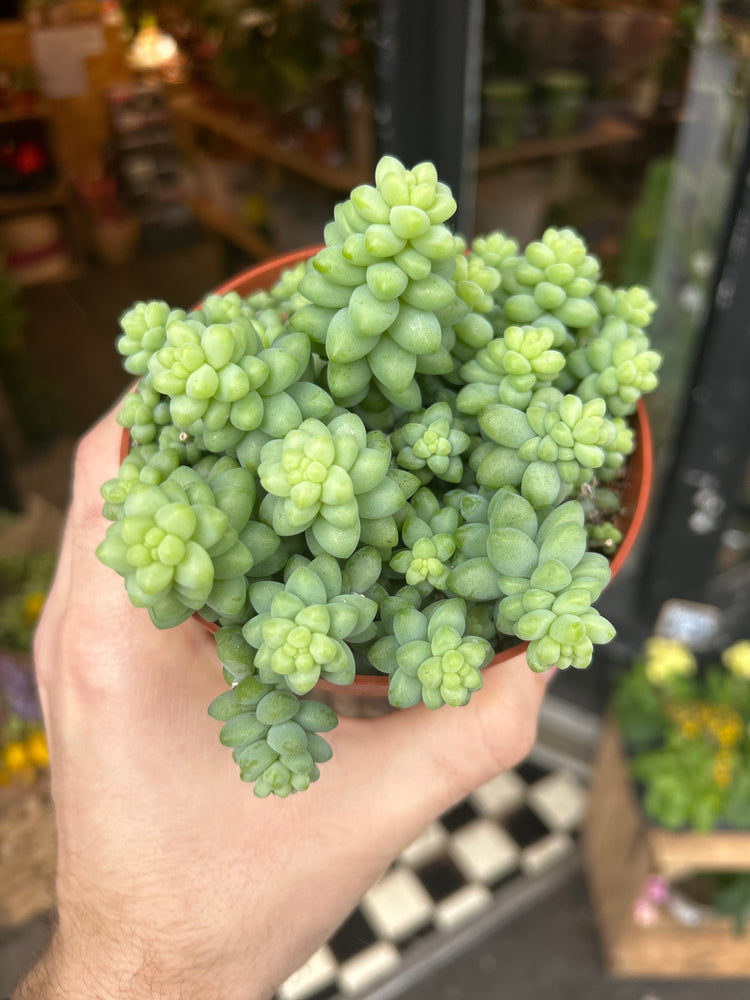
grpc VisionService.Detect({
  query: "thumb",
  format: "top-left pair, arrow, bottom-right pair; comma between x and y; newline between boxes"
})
326,649 -> 552,836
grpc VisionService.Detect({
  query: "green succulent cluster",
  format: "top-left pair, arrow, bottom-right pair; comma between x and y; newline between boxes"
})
100,154 -> 662,797
449,490 -> 614,672
258,413 -> 413,558
97,459 -> 262,627
391,401 -> 471,484
291,155 -> 494,409
117,300 -> 187,375
370,599 -> 494,709
200,291 -> 257,328
390,488 -> 461,593
458,325 -> 566,411
469,232 -> 519,323
116,378 -> 172,445
243,557 -> 377,694
147,312 -> 314,453
470,231 -> 519,273
500,227 -> 601,334
474,388 -> 620,507
567,312 -> 662,417
453,252 -> 501,313
246,259 -> 309,319
595,283 -> 657,332
209,625 -> 338,796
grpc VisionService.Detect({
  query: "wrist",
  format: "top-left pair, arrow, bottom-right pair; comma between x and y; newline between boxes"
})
13,923 -> 252,1000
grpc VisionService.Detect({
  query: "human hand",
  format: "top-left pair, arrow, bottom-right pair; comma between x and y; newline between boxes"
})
17,405 -> 552,1000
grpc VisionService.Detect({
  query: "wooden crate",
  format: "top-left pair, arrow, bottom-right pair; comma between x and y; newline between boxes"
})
583,718 -> 750,977
0,775 -> 56,928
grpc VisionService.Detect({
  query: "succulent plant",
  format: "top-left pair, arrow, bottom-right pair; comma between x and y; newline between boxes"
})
391,401 -> 471,484
257,413 -> 412,559
567,313 -> 662,417
209,628 -> 338,796
99,154 -> 661,796
117,300 -> 187,376
474,387 -> 620,508
242,557 -> 377,695
145,310 -> 314,454
369,598 -> 494,709
389,488 -> 461,594
290,155 -> 495,410
116,376 -> 172,445
500,227 -> 601,334
96,460 -> 259,627
457,325 -> 566,412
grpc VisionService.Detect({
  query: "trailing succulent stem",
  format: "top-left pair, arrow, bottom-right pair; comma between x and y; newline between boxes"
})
99,153 -> 662,796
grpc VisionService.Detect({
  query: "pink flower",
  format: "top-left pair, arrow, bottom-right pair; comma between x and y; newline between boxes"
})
644,874 -> 669,904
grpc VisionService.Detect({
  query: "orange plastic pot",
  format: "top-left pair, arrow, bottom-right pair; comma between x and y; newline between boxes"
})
121,246 -> 654,710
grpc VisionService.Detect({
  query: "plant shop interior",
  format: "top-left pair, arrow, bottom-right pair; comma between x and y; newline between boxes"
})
2,0 -> 750,995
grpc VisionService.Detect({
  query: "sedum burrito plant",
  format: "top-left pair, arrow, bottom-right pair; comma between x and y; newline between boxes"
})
98,155 -> 662,797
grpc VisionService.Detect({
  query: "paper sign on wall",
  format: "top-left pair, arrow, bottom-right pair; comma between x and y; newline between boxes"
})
29,24 -> 105,99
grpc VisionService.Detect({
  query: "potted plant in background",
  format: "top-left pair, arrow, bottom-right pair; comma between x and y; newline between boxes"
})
0,508 -> 57,930
97,154 -> 661,799
585,635 -> 750,977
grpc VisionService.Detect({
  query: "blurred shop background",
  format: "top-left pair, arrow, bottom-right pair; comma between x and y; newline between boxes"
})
2,0 -> 750,995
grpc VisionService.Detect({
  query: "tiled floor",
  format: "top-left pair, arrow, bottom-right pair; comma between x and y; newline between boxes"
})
275,752 -> 587,1000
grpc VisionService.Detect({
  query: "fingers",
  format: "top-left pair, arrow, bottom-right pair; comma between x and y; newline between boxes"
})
68,398 -> 129,555
34,397 -> 148,699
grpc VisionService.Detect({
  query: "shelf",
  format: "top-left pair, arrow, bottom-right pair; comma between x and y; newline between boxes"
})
15,261 -> 83,288
0,101 -> 52,125
0,181 -> 69,217
169,88 -> 371,193
187,195 -> 276,260
477,116 -> 641,171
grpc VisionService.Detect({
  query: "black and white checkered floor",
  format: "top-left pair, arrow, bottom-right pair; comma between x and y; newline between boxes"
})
277,699 -> 593,1000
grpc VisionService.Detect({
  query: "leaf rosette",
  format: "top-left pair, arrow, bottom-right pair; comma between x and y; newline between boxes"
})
117,300 -> 187,375
457,325 -> 566,412
389,487 -> 461,594
96,461 -> 259,627
209,630 -> 339,797
476,387 -> 619,507
501,227 -> 601,333
258,413 -> 408,558
147,311 -> 312,452
567,313 -> 662,417
391,401 -> 471,484
243,558 -> 377,695
448,489 -> 615,672
370,598 -> 493,709
291,155 -> 495,409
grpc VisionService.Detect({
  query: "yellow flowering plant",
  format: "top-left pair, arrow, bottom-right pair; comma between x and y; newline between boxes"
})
612,638 -> 750,832
0,550 -> 53,786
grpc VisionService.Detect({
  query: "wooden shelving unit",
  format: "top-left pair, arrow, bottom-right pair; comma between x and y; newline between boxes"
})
169,87 -> 371,194
15,261 -> 82,288
187,196 -> 275,260
0,180 -> 70,218
169,84 -> 640,259
168,84 -> 373,257
0,101 -> 52,126
478,116 -> 641,172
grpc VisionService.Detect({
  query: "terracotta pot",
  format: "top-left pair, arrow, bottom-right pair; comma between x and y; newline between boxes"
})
121,246 -> 654,715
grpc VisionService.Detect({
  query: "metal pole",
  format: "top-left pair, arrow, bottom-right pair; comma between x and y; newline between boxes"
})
374,0 -> 485,235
